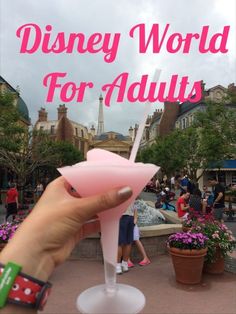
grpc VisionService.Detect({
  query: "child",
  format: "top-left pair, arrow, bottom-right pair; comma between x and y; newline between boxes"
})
128,203 -> 151,267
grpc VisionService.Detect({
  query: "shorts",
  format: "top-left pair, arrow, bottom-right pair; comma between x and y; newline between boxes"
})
7,202 -> 17,215
213,207 -> 224,220
133,224 -> 140,241
118,215 -> 134,245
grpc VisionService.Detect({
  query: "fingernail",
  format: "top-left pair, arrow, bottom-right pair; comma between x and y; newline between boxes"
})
118,186 -> 133,200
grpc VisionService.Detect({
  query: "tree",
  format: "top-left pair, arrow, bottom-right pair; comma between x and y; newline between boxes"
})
193,100 -> 236,179
0,91 -> 83,197
139,130 -> 186,177
38,140 -> 83,168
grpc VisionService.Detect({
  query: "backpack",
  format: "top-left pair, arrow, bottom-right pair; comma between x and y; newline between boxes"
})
207,192 -> 215,206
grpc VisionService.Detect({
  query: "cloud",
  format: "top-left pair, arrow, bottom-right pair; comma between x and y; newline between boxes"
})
0,0 -> 235,133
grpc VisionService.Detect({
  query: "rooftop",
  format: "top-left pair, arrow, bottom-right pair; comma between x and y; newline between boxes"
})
94,131 -> 131,141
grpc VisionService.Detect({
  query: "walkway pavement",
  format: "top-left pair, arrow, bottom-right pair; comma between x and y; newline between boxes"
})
44,256 -> 236,314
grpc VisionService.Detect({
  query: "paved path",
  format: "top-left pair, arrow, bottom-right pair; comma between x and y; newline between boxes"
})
44,256 -> 236,314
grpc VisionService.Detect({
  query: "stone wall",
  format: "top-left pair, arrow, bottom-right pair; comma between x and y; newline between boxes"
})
69,224 -> 182,261
225,252 -> 236,274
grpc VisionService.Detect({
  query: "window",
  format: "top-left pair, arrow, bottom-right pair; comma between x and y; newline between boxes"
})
80,141 -> 84,153
182,119 -> 186,129
81,129 -> 84,138
40,126 -> 44,131
51,125 -> 55,134
75,128 -> 78,136
232,172 -> 236,184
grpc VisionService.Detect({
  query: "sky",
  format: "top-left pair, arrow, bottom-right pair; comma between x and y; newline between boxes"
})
0,0 -> 235,134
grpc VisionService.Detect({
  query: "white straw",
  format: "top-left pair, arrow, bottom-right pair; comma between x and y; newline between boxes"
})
129,69 -> 162,162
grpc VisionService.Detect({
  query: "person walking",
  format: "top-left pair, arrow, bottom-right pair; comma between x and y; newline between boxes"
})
116,204 -> 135,274
5,183 -> 19,221
128,204 -> 151,267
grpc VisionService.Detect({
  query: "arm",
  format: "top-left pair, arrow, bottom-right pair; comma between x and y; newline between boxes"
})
180,202 -> 189,211
16,191 -> 19,208
214,192 -> 223,204
133,208 -> 138,225
202,199 -> 207,214
0,177 -> 132,313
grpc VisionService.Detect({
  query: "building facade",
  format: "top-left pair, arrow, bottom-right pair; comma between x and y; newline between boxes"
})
34,105 -> 92,158
91,131 -> 133,159
0,76 -> 31,127
175,83 -> 229,130
34,95 -> 133,159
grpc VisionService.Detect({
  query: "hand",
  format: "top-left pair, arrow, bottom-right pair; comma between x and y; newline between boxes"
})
0,177 -> 132,282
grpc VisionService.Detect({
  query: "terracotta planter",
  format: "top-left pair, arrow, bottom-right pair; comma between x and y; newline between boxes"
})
204,247 -> 224,274
182,226 -> 191,232
169,247 -> 207,284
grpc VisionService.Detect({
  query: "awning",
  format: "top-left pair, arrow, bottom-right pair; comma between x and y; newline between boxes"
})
207,160 -> 236,171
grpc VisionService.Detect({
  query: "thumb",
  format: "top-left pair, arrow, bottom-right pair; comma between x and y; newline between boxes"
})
70,186 -> 133,222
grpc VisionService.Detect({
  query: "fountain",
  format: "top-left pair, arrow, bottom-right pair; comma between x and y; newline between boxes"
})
134,199 -> 165,226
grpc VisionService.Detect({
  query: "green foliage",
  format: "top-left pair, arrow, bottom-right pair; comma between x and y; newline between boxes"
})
139,129 -> 187,176
38,140 -> 83,167
191,218 -> 236,263
194,101 -> 236,164
0,91 -> 28,155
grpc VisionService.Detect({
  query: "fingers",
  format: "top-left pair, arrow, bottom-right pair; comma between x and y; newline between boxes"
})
45,176 -> 67,194
46,176 -> 81,198
72,186 -> 133,222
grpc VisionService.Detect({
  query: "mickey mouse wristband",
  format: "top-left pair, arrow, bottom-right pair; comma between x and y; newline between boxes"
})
0,262 -> 52,311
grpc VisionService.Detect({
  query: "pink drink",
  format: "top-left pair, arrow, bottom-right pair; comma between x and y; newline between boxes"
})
59,149 -> 159,313
59,149 -> 159,267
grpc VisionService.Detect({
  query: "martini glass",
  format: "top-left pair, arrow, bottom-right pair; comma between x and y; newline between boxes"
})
58,148 -> 159,313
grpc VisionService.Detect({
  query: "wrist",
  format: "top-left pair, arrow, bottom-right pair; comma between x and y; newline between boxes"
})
0,241 -> 54,282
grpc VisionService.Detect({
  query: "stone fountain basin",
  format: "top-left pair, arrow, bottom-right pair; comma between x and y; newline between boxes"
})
70,200 -> 182,260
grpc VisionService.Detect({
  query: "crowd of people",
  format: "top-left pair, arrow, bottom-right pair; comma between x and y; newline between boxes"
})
152,173 -> 226,223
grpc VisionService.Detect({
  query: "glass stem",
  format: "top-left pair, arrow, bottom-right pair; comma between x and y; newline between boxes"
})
104,260 -> 117,294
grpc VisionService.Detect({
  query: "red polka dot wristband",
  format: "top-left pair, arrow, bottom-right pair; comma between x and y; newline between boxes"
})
0,262 -> 52,311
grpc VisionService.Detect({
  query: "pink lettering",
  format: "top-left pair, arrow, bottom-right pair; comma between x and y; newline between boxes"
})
129,23 -> 169,53
177,76 -> 190,102
129,23 -> 230,54
43,72 -> 93,103
102,73 -> 202,106
188,81 -> 202,103
16,23 -> 42,53
166,33 -> 183,53
208,26 -> 230,53
16,24 -> 120,62
102,72 -> 128,106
